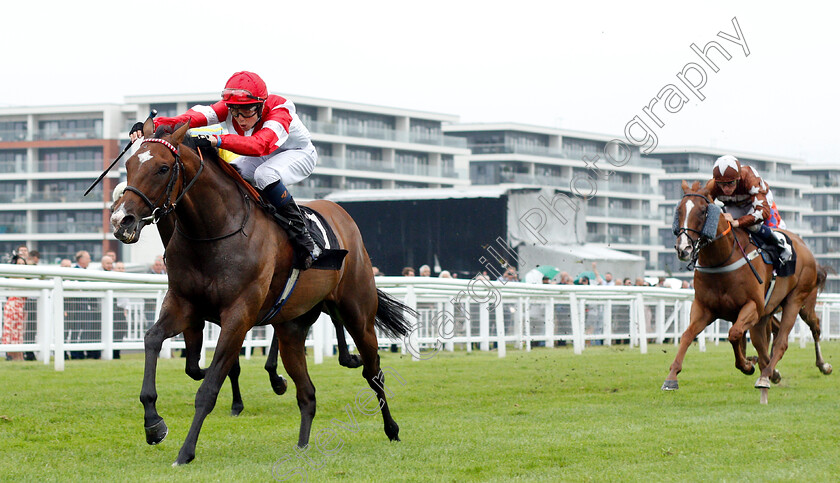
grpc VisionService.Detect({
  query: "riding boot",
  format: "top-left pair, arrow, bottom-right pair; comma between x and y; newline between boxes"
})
754,224 -> 792,264
263,181 -> 321,270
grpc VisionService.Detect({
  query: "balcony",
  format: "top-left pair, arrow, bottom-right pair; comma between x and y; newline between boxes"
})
467,143 -> 662,169
0,222 -> 27,234
587,206 -> 661,220
0,160 -> 27,174
773,196 -> 813,209
35,128 -> 101,141
37,159 -> 103,172
308,121 -> 467,148
502,172 -> 573,187
35,221 -> 104,234
762,171 -> 811,186
0,130 -> 28,142
588,234 -> 657,245
316,155 -> 467,179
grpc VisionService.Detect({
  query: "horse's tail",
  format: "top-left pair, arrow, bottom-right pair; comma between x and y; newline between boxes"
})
816,264 -> 834,293
375,289 -> 416,339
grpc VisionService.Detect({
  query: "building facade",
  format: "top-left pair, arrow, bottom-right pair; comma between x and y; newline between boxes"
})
0,95 -> 471,265
792,164 -> 840,293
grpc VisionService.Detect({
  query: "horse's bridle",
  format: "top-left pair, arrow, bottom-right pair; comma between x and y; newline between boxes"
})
123,138 -> 204,225
675,193 -> 734,270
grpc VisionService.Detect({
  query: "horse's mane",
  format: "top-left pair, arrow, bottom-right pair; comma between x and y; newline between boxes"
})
155,123 -> 263,203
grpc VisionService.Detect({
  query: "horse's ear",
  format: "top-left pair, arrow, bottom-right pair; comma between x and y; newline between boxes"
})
142,118 -> 155,138
171,120 -> 192,146
681,180 -> 689,193
690,181 -> 701,192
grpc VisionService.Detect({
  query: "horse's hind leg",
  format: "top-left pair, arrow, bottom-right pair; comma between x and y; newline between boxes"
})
265,327 -> 288,395
276,306 -> 323,448
228,358 -> 244,416
326,302 -> 363,368
333,300 -> 401,441
800,289 -> 832,375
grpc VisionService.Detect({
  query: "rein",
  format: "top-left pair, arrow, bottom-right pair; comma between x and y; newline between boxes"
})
124,138 -> 250,242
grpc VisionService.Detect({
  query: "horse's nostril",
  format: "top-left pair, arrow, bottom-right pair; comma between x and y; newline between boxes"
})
121,214 -> 136,227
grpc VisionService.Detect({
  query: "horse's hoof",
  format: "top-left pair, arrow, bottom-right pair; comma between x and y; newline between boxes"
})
144,419 -> 168,445
770,370 -> 782,384
385,421 -> 400,441
820,363 -> 833,375
340,355 -> 363,369
661,380 -> 679,391
172,454 -> 194,467
231,403 -> 244,417
271,376 -> 288,396
755,376 -> 771,389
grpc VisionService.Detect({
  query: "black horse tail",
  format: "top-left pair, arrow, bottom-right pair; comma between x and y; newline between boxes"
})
816,264 -> 833,293
375,289 -> 416,339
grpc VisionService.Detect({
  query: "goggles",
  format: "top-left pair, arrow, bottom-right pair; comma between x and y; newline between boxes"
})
228,104 -> 261,119
221,88 -> 265,102
715,180 -> 738,187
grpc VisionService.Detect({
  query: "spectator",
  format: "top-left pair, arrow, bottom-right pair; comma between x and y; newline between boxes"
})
15,244 -> 29,260
558,271 -> 573,285
73,250 -> 91,269
657,277 -> 667,288
635,277 -> 647,287
372,266 -> 382,277
59,259 -> 72,268
681,280 -> 691,289
575,276 -> 590,285
439,270 -> 452,278
105,250 -> 118,262
542,276 -> 551,284
474,271 -> 490,282
2,255 -> 28,361
498,266 -> 519,283
401,267 -> 415,277
100,255 -> 114,271
591,262 -> 615,285
418,265 -> 431,277
149,255 -> 166,275
26,250 -> 39,265
114,261 -> 126,272
623,277 -> 633,286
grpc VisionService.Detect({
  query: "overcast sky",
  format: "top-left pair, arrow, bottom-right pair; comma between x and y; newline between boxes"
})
2,1 -> 837,164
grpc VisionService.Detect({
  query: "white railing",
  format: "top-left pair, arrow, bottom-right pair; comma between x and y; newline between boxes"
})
2,266 -> 840,371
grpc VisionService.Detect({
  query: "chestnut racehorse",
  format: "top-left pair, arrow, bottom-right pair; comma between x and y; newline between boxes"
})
110,119 -> 412,465
662,181 -> 831,399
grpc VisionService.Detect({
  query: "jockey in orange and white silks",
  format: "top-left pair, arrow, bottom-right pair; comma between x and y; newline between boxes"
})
129,71 -> 320,269
704,154 -> 792,263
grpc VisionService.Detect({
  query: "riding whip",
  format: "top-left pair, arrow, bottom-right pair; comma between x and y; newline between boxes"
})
84,109 -> 157,196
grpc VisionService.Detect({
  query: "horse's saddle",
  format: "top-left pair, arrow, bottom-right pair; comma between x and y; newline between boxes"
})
298,206 -> 347,270
751,231 -> 796,277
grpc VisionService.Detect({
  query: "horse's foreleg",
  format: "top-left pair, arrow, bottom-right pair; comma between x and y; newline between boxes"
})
729,301 -> 759,375
265,326 -> 288,395
140,298 -> 194,446
175,325 -> 249,466
749,315 -> 773,376
183,323 -> 206,381
662,303 -> 714,390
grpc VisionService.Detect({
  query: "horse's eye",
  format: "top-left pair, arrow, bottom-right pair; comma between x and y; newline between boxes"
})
157,165 -> 170,175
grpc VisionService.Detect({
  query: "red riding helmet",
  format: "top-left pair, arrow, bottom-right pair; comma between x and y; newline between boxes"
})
221,71 -> 268,105
712,155 -> 741,183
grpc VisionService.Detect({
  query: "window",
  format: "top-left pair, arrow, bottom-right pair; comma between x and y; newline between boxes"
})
0,149 -> 26,173
0,121 -> 27,141
151,103 -> 178,118
38,118 -> 102,140
39,147 -> 103,172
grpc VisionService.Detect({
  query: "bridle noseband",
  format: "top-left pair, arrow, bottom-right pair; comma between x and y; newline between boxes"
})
123,138 -> 204,224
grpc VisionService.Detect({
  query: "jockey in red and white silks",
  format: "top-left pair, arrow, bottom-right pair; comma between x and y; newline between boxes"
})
149,74 -> 316,191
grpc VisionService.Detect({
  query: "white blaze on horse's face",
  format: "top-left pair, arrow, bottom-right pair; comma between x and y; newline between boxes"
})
136,149 -> 153,164
676,200 -> 695,258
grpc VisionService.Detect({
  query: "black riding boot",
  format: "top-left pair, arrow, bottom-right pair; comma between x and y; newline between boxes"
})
263,181 -> 320,269
753,224 -> 792,264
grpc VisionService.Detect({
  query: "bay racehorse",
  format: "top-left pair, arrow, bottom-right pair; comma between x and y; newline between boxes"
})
110,119 -> 412,465
662,181 -> 831,400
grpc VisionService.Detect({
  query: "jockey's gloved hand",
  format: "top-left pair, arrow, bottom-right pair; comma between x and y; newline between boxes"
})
192,134 -> 217,149
129,122 -> 145,141
193,134 -> 219,149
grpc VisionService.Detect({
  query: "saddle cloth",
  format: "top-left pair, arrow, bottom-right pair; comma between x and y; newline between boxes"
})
298,206 -> 347,270
751,231 -> 796,278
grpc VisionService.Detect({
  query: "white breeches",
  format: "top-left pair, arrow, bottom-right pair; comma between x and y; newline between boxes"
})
231,144 -> 317,189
